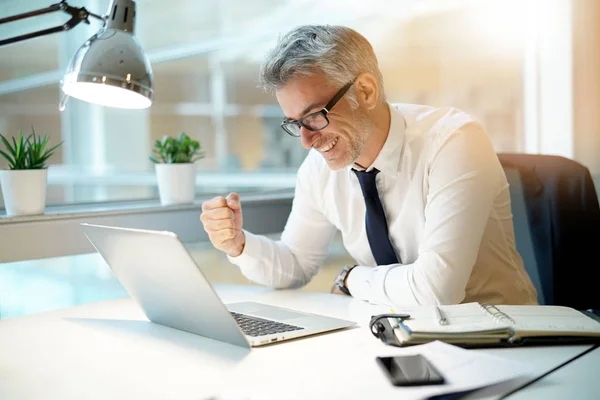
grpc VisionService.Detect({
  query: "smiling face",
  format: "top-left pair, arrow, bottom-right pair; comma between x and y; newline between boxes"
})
276,74 -> 371,170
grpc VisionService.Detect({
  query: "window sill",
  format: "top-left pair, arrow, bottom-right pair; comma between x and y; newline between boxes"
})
0,189 -> 293,223
0,189 -> 294,263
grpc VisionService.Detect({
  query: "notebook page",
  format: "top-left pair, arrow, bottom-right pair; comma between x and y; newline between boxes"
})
495,305 -> 600,333
394,302 -> 506,333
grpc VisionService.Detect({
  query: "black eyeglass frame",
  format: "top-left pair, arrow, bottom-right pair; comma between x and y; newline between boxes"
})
280,79 -> 356,137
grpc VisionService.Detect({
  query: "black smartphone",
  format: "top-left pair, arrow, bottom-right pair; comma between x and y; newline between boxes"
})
376,354 -> 445,386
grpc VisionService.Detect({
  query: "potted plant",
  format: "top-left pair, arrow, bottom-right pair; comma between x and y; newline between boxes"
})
0,128 -> 62,217
150,132 -> 204,206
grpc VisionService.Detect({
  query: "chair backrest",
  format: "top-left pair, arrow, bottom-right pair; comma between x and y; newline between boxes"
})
503,167 -> 547,305
498,153 -> 600,310
504,167 -> 553,304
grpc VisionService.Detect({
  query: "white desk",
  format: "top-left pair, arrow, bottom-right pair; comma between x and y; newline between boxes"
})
0,284 -> 597,400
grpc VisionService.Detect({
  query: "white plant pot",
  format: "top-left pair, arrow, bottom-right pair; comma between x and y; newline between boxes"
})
0,169 -> 48,217
155,163 -> 196,206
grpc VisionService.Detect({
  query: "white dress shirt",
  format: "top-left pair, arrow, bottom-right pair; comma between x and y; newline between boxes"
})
229,103 -> 538,307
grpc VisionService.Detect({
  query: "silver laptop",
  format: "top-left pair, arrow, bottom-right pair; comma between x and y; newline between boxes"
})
80,223 -> 356,348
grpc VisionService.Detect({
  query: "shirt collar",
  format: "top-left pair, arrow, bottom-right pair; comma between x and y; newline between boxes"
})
349,103 -> 405,178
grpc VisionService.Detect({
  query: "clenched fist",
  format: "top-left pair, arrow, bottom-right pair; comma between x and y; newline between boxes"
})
200,192 -> 245,257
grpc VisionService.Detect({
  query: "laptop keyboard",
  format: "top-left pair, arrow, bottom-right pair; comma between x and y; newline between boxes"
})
230,311 -> 305,337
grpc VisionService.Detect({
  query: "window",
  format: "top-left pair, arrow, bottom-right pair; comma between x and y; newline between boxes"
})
1,0 -> 596,212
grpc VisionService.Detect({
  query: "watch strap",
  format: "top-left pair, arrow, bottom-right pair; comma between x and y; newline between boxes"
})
335,264 -> 356,295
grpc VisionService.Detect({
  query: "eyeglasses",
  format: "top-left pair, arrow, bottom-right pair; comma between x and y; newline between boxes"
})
280,79 -> 355,137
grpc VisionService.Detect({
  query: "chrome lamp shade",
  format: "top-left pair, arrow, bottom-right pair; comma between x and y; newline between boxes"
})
61,0 -> 153,109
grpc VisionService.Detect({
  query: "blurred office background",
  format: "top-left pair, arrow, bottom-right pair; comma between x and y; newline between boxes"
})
1,0 -> 599,318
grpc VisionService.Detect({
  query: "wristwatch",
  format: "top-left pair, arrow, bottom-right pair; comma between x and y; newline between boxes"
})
334,264 -> 356,295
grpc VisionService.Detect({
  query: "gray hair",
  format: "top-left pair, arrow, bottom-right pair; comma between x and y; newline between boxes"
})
258,25 -> 386,107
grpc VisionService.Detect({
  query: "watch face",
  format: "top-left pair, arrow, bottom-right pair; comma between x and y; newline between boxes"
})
336,267 -> 348,284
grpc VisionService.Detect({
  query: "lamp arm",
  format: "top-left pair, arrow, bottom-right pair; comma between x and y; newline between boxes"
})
0,0 -> 106,47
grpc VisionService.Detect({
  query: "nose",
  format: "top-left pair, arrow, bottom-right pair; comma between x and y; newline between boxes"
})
299,126 -> 319,149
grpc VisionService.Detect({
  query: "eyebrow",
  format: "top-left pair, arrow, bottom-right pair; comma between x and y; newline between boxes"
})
283,101 -> 325,122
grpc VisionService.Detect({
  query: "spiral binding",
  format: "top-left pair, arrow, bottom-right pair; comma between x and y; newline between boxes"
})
480,304 -> 516,325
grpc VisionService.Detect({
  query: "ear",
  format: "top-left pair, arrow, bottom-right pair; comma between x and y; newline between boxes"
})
355,72 -> 379,110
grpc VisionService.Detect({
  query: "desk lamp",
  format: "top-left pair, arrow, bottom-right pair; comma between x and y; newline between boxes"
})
0,0 -> 153,110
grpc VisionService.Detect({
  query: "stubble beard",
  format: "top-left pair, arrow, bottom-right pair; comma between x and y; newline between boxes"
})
344,109 -> 370,168
322,108 -> 371,170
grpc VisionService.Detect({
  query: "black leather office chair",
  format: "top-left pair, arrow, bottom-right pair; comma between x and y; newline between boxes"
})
499,153 -> 600,311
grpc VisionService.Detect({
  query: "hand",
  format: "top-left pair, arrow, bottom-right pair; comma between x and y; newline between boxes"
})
200,192 -> 245,257
330,284 -> 347,295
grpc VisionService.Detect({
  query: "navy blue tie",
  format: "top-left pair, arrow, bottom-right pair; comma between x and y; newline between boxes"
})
353,168 -> 399,265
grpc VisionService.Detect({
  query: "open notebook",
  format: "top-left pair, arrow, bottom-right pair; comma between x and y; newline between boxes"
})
390,303 -> 600,347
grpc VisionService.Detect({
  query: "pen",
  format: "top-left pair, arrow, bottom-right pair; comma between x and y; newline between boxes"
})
434,306 -> 448,325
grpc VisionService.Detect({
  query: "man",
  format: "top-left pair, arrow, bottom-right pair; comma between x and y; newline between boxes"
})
200,25 -> 538,307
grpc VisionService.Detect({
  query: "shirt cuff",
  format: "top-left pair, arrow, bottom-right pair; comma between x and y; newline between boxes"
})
227,230 -> 262,275
346,265 -> 393,305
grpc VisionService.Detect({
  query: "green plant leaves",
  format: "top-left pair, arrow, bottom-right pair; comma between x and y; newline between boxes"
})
149,132 -> 205,164
0,127 -> 63,170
